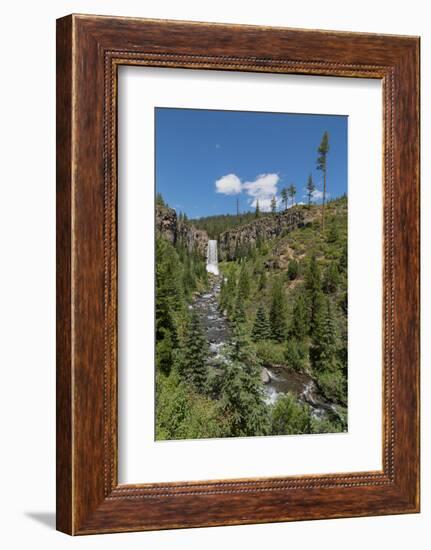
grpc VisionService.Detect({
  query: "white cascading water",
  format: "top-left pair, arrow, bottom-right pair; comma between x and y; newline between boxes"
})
206,239 -> 219,276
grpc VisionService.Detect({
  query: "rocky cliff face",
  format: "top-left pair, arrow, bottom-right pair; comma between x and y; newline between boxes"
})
156,204 -> 208,256
218,207 -> 312,260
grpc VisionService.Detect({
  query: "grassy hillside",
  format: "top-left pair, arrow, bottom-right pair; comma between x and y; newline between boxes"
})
218,196 -> 348,408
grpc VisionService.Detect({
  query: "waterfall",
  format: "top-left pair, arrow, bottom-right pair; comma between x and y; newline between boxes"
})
206,240 -> 219,276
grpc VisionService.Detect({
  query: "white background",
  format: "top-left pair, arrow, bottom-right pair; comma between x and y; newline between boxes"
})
0,1 -> 428,548
118,67 -> 382,483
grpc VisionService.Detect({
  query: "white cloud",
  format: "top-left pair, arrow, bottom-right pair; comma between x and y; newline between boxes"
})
215,173 -> 242,195
214,172 -> 282,211
311,189 -> 324,201
243,173 -> 280,212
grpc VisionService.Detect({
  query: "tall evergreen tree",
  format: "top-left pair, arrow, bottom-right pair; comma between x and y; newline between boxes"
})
178,312 -> 208,392
219,323 -> 269,437
288,184 -> 297,206
311,296 -> 339,373
270,195 -> 277,214
290,291 -> 308,340
317,131 -> 330,230
286,259 -> 299,280
269,278 -> 288,341
251,305 -> 271,340
323,262 -> 340,294
304,254 -> 324,334
255,200 -> 260,218
233,291 -> 246,323
327,218 -> 339,243
258,270 -> 267,290
306,174 -> 316,207
237,264 -> 251,300
281,188 -> 288,211
155,238 -> 181,344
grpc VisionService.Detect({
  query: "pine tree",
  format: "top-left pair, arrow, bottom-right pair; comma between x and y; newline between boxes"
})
258,270 -> 267,290
237,264 -> 250,300
286,259 -> 299,280
317,131 -> 330,230
281,188 -> 288,211
306,174 -> 316,208
155,238 -> 181,344
233,291 -> 246,323
288,184 -> 297,206
327,218 -> 339,243
156,192 -> 166,207
270,195 -> 277,214
311,296 -> 338,373
156,329 -> 174,376
290,291 -> 308,340
219,324 -> 270,437
269,278 -> 288,341
304,254 -> 324,334
255,200 -> 260,218
323,262 -> 340,294
339,241 -> 347,272
178,312 -> 208,392
251,305 -> 271,340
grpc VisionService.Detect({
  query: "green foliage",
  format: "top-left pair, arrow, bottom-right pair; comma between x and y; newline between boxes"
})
251,305 -> 271,341
316,370 -> 347,405
156,192 -> 166,207
155,238 -> 182,343
323,262 -> 340,294
306,174 -> 316,207
269,278 -> 288,341
339,241 -> 348,272
177,312 -> 209,393
156,329 -> 174,376
289,291 -> 309,340
155,372 -> 223,440
258,270 -> 267,290
219,265 -> 236,316
233,291 -> 246,323
317,131 -> 330,172
281,188 -> 288,211
288,184 -> 297,206
304,254 -> 324,334
270,393 -> 312,435
256,340 -> 285,366
255,200 -> 260,218
327,218 -> 339,243
311,296 -> 339,374
218,324 -> 270,437
286,259 -> 299,280
284,339 -> 307,371
317,131 -> 330,229
237,264 -> 251,300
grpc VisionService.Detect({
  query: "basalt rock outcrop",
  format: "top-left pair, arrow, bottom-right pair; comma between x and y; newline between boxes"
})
218,206 -> 312,260
156,204 -> 208,256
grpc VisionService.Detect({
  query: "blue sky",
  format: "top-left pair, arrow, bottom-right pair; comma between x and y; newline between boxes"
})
155,108 -> 347,218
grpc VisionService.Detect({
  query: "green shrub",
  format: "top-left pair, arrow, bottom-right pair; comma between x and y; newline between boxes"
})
256,340 -> 285,366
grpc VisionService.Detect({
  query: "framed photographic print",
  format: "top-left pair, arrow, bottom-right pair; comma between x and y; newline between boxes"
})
56,14 -> 420,535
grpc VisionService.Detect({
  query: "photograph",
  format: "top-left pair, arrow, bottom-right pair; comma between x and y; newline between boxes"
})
155,107 -> 348,440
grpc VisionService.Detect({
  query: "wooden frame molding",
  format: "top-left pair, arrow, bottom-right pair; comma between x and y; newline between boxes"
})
56,14 -> 420,535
